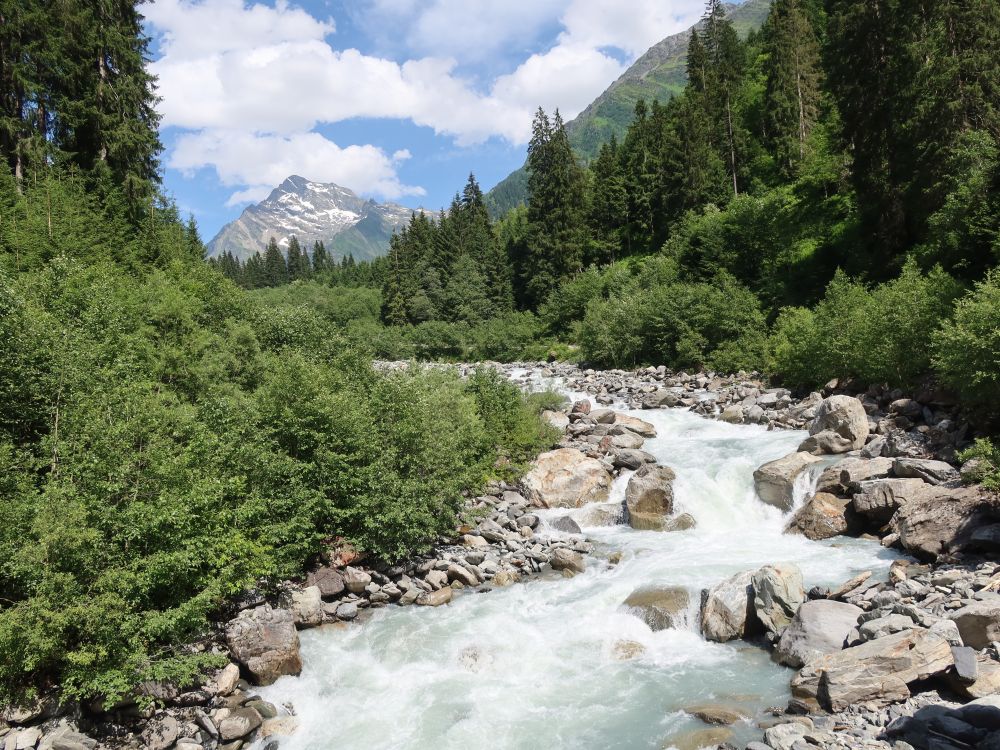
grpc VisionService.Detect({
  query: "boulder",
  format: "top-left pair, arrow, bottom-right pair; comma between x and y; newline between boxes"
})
720,404 -> 744,424
790,627 -> 954,713
549,515 -> 583,534
612,448 -> 656,470
893,458 -> 961,485
784,493 -> 850,540
752,564 -> 805,638
215,707 -> 263,741
683,704 -> 750,725
701,570 -> 758,643
800,395 -> 870,454
307,566 -> 345,599
613,413 -> 657,438
416,587 -> 453,606
663,727 -> 733,750
342,567 -> 371,594
891,486 -> 998,560
550,548 -> 586,574
852,478 -> 934,522
213,663 -> 240,697
145,716 -> 179,750
950,600 -> 1000,650
283,586 -> 322,629
776,600 -> 863,668
623,586 -> 690,631
753,452 -> 822,512
663,513 -> 697,532
541,410 -> 570,431
624,464 -> 676,531
225,605 -> 302,686
522,449 -> 613,508
829,456 -> 895,492
574,503 -> 623,527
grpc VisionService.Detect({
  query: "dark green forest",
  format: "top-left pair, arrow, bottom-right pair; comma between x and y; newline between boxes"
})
0,0 -> 554,707
219,0 -> 1000,418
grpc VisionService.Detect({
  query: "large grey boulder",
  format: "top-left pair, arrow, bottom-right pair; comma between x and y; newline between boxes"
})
852,478 -> 935,523
613,413 -> 657,438
624,464 -> 676,530
790,627 -> 954,712
753,452 -> 823,512
950,600 -> 1000,650
799,395 -> 870,454
623,586 -> 690,631
891,486 -> 998,560
784,493 -> 851,541
816,456 -> 894,494
701,570 -> 758,643
307,566 -> 345,599
752,564 -> 805,639
225,605 -> 302,686
282,586 -> 323,629
522,448 -> 613,508
893,458 -> 961,485
776,599 -> 863,668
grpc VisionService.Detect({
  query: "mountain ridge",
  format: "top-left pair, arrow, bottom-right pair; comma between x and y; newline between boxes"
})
206,176 -> 418,262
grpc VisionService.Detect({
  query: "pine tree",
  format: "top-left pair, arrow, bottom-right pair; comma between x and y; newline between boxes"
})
701,0 -> 746,196
312,240 -> 329,274
244,252 -> 265,289
184,216 -> 204,261
687,29 -> 709,94
587,137 -> 626,264
763,0 -> 823,174
519,108 -> 587,308
285,235 -> 304,281
262,237 -> 287,287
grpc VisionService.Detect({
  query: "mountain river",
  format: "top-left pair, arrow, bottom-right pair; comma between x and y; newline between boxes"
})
254,374 -> 897,750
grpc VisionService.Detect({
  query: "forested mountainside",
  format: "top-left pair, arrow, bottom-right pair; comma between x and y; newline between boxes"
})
485,0 -> 774,216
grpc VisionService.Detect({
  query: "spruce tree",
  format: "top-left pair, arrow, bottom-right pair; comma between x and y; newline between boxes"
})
587,137 -> 626,264
285,235 -> 304,281
520,108 -> 587,308
763,0 -> 823,174
262,237 -> 287,287
312,240 -> 329,274
701,0 -> 746,196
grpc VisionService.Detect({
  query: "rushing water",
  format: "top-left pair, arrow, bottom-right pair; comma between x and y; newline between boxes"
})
255,380 -> 897,750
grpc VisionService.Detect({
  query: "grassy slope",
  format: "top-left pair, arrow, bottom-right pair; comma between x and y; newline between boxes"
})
485,0 -> 773,217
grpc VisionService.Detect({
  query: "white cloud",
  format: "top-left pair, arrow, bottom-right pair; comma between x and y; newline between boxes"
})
169,130 -> 425,205
146,0 -> 706,202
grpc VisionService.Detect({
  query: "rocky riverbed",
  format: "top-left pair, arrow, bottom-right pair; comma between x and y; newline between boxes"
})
3,362 -> 998,750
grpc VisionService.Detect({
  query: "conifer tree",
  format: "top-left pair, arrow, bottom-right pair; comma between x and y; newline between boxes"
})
285,236 -> 305,281
587,137 -> 626,263
701,0 -> 746,195
262,237 -> 287,287
520,108 -> 587,308
763,0 -> 823,174
312,240 -> 330,274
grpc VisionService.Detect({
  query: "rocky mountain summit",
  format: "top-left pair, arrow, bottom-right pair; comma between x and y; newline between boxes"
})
206,176 -> 417,262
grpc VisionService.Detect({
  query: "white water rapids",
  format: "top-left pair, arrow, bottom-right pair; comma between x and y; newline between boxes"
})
255,378 -> 897,750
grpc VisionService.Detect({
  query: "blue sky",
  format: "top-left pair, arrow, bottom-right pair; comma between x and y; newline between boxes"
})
144,0 -> 711,242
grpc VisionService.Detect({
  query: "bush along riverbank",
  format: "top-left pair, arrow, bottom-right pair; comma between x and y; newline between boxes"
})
3,362 -> 999,750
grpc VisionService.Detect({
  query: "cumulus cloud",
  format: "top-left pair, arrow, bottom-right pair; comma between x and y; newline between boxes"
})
170,130 -> 425,205
146,0 -> 705,202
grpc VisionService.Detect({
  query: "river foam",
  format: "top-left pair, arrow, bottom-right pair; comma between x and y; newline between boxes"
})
255,384 -> 898,750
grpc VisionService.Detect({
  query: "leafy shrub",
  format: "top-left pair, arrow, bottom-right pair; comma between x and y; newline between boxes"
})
524,390 -> 570,415
770,262 -> 962,388
578,260 -> 769,371
467,311 -> 544,361
932,271 -> 1000,411
958,439 -> 1000,490
407,320 -> 468,360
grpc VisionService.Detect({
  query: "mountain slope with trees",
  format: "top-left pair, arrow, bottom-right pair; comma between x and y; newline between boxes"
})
485,0 -> 774,216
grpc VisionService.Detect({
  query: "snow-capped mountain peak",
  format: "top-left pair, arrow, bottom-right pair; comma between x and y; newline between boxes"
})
206,176 -> 417,262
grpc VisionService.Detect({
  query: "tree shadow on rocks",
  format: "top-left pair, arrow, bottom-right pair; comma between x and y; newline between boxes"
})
885,696 -> 1000,750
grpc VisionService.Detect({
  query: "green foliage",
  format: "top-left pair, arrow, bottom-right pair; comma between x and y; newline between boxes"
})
932,271 -> 1000,411
464,369 -> 560,470
578,257 -> 769,370
958,439 -> 1000,490
771,263 -> 963,388
524,390 -> 570,415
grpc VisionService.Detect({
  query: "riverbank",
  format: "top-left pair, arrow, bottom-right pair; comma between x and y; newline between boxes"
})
3,362 -> 996,750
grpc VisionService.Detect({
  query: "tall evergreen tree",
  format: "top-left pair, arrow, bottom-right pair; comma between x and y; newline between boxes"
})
763,0 -> 823,174
519,108 -> 588,308
262,237 -> 287,287
285,235 -> 305,281
701,0 -> 747,196
587,136 -> 627,263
